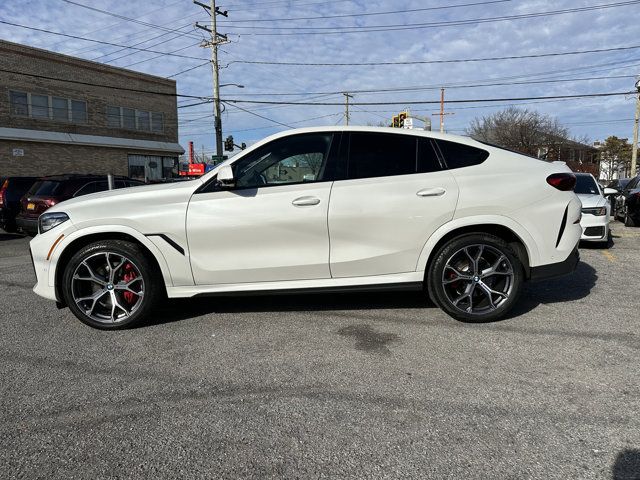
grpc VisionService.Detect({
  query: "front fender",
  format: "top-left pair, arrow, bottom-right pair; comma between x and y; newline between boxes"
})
47,224 -> 176,289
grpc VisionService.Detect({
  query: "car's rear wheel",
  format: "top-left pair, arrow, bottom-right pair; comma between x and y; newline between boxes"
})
62,240 -> 163,329
428,233 -> 524,322
624,206 -> 637,227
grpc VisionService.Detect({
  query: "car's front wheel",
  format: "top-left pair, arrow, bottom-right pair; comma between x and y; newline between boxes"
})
62,240 -> 163,329
427,233 -> 524,322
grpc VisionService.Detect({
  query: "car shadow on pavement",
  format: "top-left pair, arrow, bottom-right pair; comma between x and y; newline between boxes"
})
612,449 -> 640,480
142,260 -> 597,328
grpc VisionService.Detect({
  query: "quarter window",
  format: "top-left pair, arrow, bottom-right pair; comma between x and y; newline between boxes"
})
434,139 -> 489,169
234,133 -> 333,189
348,132 -> 417,180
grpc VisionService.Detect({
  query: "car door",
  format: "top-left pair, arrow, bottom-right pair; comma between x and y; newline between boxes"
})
328,132 -> 459,278
187,132 -> 340,285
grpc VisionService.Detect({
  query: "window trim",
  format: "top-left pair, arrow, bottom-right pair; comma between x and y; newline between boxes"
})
197,132 -> 340,194
107,105 -> 165,133
9,90 -> 87,124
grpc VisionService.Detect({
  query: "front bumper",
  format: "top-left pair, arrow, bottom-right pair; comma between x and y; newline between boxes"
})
579,213 -> 610,241
530,245 -> 579,281
16,216 -> 38,235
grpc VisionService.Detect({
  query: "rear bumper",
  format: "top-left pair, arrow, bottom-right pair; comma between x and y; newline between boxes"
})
16,216 -> 38,235
529,245 -> 579,281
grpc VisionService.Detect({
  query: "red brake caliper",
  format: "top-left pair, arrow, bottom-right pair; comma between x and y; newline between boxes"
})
122,263 -> 137,304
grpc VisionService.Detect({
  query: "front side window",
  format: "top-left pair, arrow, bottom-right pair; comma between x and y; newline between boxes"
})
347,132 -> 417,180
234,133 -> 333,189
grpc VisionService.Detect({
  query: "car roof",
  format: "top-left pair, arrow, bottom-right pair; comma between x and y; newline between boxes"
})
36,174 -> 131,181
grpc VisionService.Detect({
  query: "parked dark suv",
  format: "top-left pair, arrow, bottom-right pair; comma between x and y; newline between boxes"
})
15,174 -> 144,235
0,176 -> 38,233
617,174 -> 640,227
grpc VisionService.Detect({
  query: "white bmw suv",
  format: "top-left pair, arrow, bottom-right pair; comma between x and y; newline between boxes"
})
30,127 -> 582,329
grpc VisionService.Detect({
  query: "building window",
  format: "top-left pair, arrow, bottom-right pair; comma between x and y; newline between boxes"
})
31,94 -> 49,119
52,97 -> 69,121
10,91 -> 28,115
9,90 -> 87,123
136,110 -> 150,131
151,112 -> 164,133
122,108 -> 136,129
71,100 -> 87,123
107,106 -> 121,127
107,106 -> 164,133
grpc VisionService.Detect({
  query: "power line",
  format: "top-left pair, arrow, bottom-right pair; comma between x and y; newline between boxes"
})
168,61 -> 211,78
223,102 -> 294,128
60,0 -> 203,41
221,91 -> 637,106
224,0 -> 512,22
222,0 -> 640,35
0,68 -> 207,98
229,45 -> 640,67
0,20 -> 207,61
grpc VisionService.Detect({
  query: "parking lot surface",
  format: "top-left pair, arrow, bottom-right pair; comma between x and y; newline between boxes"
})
1,223 -> 639,479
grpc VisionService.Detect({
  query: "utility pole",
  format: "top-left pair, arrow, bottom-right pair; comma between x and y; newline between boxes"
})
195,0 -> 228,158
343,92 -> 353,125
432,88 -> 454,133
631,78 -> 640,177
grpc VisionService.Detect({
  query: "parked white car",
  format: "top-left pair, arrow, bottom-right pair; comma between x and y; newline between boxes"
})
574,172 -> 614,246
29,127 -> 582,329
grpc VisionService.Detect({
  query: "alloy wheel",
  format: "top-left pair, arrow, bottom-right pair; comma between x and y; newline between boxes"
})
70,252 -> 145,324
441,244 -> 514,315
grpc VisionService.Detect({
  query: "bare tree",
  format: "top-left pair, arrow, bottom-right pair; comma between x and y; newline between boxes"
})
466,107 -> 569,157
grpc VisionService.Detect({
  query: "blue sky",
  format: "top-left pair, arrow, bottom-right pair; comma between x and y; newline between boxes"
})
1,0 -> 639,155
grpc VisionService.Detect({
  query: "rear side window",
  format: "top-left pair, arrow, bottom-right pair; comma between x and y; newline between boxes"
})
417,138 -> 444,173
33,181 -> 63,196
348,132 -> 417,180
626,177 -> 640,190
434,139 -> 489,169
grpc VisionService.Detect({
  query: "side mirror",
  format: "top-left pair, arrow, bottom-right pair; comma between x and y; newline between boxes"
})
603,187 -> 618,196
216,164 -> 235,187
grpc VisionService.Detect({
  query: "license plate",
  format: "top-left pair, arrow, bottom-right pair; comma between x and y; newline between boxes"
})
27,203 -> 35,211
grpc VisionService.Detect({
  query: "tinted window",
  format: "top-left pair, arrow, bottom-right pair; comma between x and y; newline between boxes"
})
626,176 -> 640,190
434,139 -> 489,169
33,181 -> 63,196
234,133 -> 333,189
417,138 -> 444,173
574,175 -> 599,195
74,182 -> 98,197
348,132 -> 416,179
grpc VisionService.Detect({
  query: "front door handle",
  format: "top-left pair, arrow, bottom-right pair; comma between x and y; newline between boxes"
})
292,196 -> 321,206
416,187 -> 446,197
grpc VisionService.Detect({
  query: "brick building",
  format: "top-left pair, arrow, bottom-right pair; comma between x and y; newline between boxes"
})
0,40 -> 183,181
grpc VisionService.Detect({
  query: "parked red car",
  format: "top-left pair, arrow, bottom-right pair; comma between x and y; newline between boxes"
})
16,174 -> 143,235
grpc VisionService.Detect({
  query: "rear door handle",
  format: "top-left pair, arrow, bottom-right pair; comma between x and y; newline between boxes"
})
292,196 -> 321,206
416,187 -> 446,197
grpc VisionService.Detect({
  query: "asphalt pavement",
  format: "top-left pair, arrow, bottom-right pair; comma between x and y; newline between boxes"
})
0,223 -> 639,479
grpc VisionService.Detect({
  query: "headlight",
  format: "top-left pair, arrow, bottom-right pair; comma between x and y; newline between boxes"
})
39,212 -> 69,234
581,207 -> 606,216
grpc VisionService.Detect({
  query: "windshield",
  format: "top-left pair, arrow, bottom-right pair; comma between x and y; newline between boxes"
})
574,175 -> 600,195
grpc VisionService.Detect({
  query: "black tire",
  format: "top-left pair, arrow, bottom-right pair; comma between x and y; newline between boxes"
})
427,233 -> 525,323
62,240 -> 164,329
624,209 -> 637,227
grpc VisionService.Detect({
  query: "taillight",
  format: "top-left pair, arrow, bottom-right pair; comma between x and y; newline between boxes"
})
44,198 -> 57,207
0,179 -> 8,207
546,173 -> 576,191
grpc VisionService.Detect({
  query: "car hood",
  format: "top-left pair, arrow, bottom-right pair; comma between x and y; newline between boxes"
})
44,179 -> 203,231
576,193 -> 606,208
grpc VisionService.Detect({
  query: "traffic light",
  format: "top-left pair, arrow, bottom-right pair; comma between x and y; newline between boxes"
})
392,115 -> 399,128
398,111 -> 407,128
224,135 -> 234,151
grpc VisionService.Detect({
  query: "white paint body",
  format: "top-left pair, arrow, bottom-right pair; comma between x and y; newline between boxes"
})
574,173 -> 611,243
30,127 -> 582,303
